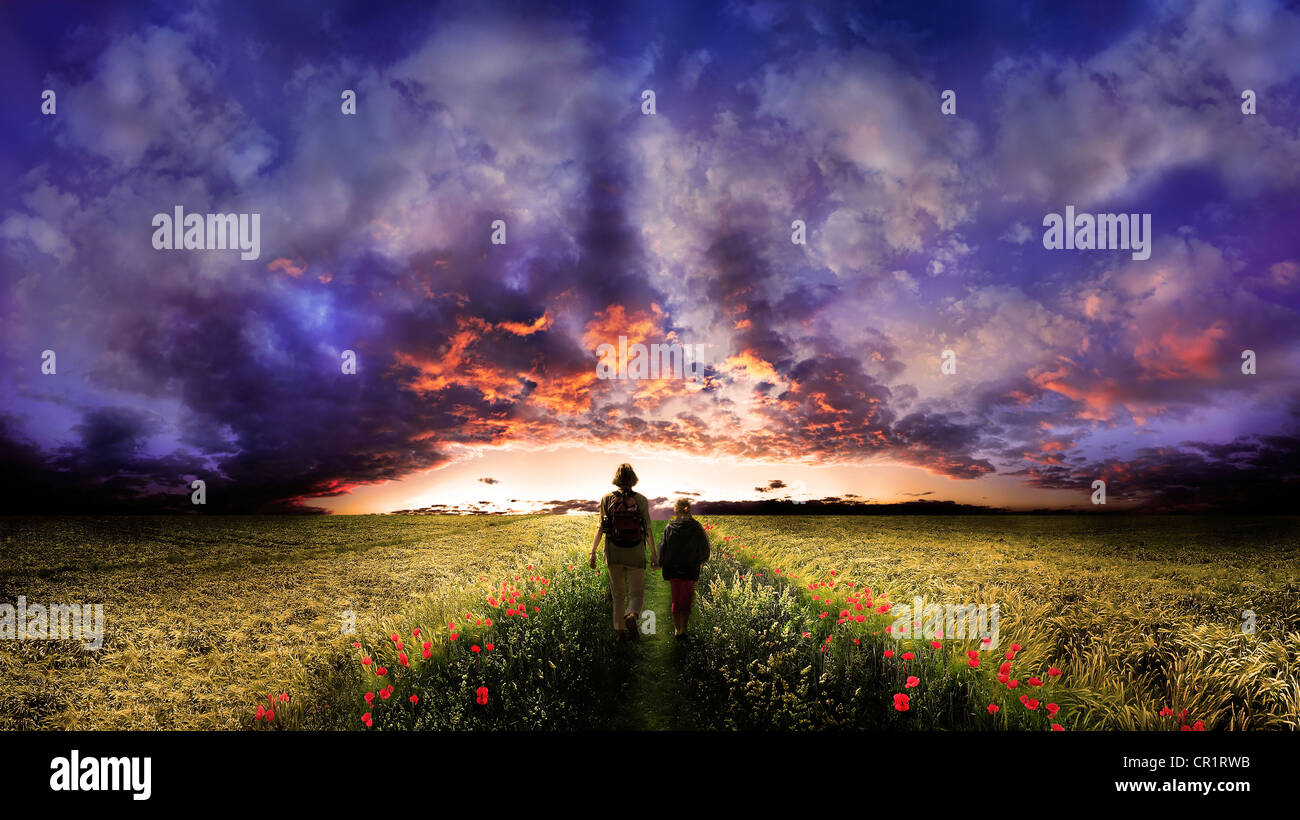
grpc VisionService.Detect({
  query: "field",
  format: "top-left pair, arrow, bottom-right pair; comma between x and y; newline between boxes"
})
1,514 -> 1297,731
0,515 -> 590,729
689,515 -> 1300,730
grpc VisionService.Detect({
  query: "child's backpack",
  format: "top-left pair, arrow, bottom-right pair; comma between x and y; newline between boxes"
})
607,490 -> 645,547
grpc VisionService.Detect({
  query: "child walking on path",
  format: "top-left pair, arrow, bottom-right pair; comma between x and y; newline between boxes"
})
656,498 -> 710,640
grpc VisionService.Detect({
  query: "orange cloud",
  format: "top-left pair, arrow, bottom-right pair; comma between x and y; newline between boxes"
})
581,304 -> 667,350
723,350 -> 781,385
1133,319 -> 1229,381
268,257 -> 306,277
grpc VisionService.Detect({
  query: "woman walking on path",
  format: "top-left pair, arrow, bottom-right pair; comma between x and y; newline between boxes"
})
657,497 -> 710,640
589,463 -> 658,642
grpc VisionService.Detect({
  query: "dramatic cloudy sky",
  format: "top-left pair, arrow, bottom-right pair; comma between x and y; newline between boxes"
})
2,0 -> 1299,514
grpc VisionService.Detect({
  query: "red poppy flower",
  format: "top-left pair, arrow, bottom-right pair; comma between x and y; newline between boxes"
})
364,692 -> 374,704
930,641 -> 941,649
1192,721 -> 1205,731
380,688 -> 391,700
1159,706 -> 1174,717
1025,699 -> 1039,710
967,657 -> 979,668
265,709 -> 275,721
1007,679 -> 1018,689
1047,666 -> 1061,677
1046,703 -> 1059,715
476,686 -> 489,705
485,643 -> 494,651
376,666 -> 387,676
1051,724 -> 1064,731
398,652 -> 409,666
256,705 -> 265,719
884,650 -> 894,658
893,693 -> 910,712
901,652 -> 914,660
410,695 -> 419,705
998,662 -> 1011,674
472,645 -> 481,654
1027,676 -> 1042,686
361,657 -> 372,666
362,712 -> 372,727
413,628 -> 420,638
905,676 -> 919,688
987,704 -> 999,714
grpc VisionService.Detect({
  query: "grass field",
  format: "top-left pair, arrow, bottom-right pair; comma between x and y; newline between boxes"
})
0,514 -> 590,729
2,514 -> 1296,730
690,515 -> 1300,730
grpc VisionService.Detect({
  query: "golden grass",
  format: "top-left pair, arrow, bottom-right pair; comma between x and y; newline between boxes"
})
698,514 -> 1300,730
0,514 -> 591,729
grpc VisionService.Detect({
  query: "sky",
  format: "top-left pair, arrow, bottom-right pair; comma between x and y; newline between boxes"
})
1,0 -> 1299,515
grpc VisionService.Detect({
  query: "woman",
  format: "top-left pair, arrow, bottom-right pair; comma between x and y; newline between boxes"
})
657,497 -> 710,640
589,463 -> 657,641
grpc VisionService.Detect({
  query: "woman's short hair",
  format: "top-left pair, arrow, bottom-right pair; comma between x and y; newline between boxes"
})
612,463 -> 638,488
674,497 -> 692,516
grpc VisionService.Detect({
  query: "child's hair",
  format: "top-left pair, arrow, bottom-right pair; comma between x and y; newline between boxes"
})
674,497 -> 692,517
612,463 -> 638,489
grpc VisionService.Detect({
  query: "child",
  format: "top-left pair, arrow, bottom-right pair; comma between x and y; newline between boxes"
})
657,497 -> 710,640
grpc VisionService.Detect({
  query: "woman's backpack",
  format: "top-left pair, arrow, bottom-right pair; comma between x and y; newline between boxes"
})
607,490 -> 645,547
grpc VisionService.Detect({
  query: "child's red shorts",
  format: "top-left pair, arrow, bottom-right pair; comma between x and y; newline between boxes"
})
669,579 -> 697,614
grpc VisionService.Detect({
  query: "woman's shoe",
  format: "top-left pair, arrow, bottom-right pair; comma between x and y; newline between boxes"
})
625,613 -> 639,640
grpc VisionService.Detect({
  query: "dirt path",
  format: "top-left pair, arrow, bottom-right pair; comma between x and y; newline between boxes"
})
607,521 -> 701,731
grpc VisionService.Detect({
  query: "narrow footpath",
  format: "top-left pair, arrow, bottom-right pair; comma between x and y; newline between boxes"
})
608,520 -> 703,731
